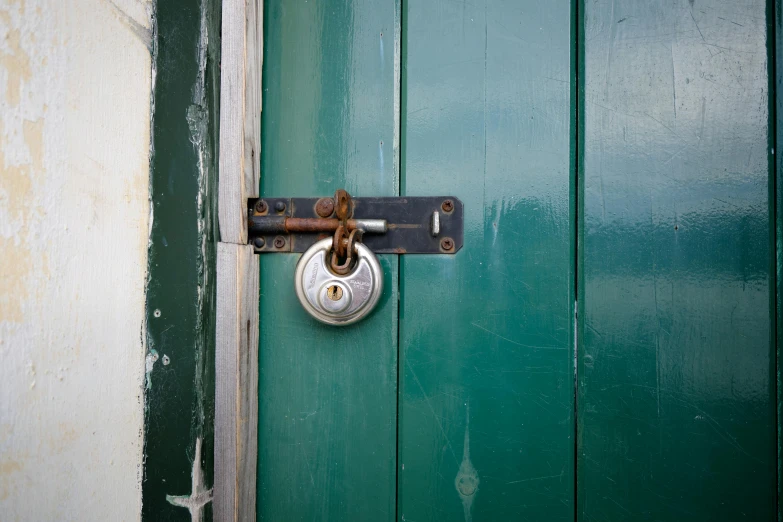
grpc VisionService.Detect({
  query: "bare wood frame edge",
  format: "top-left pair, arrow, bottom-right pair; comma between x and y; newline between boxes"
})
215,0 -> 262,520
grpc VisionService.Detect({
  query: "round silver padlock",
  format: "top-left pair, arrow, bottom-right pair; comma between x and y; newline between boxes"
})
294,238 -> 383,325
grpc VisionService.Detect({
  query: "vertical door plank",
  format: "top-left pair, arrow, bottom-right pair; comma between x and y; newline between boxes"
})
400,1 -> 574,520
777,0 -> 783,518
257,1 -> 398,520
579,1 -> 775,520
219,0 -> 262,244
215,243 -> 260,521
215,0 -> 262,519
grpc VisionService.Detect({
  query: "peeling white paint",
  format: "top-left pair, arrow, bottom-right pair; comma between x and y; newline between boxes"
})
145,349 -> 159,389
186,0 -> 212,463
166,438 -> 214,522
0,0 -> 152,518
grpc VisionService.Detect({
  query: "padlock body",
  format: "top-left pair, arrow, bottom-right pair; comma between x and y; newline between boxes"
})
294,238 -> 383,325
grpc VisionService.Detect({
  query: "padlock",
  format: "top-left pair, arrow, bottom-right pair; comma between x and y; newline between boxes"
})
294,238 -> 383,325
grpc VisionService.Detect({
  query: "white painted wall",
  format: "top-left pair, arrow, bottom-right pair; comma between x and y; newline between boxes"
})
0,0 -> 152,519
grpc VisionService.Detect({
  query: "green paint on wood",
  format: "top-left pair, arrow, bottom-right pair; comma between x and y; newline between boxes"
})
579,1 -> 775,520
398,1 -> 575,520
776,1 -> 782,520
143,0 -> 220,519
257,1 -> 398,519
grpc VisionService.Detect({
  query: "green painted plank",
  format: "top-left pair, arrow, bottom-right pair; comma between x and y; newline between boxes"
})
257,1 -> 398,520
579,1 -> 775,520
399,1 -> 574,520
142,0 -> 220,519
776,0 -> 782,520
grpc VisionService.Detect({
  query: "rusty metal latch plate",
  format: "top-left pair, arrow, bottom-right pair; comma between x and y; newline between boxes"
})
247,195 -> 464,254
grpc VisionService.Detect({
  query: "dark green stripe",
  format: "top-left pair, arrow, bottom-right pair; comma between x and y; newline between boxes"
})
775,0 -> 782,519
142,0 -> 220,519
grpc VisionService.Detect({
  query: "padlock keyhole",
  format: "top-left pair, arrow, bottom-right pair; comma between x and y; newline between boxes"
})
327,285 -> 343,301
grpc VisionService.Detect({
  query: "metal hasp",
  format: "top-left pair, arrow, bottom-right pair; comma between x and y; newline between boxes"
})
247,189 -> 464,254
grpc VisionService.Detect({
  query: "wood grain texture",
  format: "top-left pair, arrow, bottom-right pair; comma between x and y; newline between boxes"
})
215,243 -> 259,521
218,0 -> 262,244
215,0 -> 262,518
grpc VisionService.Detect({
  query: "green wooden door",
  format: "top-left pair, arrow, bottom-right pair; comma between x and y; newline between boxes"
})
258,1 -> 399,520
578,1 -> 775,520
256,0 -> 775,520
398,0 -> 574,520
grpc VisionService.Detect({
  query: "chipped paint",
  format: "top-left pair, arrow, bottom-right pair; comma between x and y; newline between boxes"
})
145,349 -> 159,389
185,0 -> 212,473
0,28 -> 31,106
0,0 -> 153,518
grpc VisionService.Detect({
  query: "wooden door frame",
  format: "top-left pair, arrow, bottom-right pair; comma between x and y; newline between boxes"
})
214,0 -> 262,519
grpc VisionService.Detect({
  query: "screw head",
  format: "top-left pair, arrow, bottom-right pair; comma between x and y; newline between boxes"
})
441,199 -> 454,213
274,201 -> 286,213
273,236 -> 286,249
254,200 -> 268,213
253,237 -> 265,248
315,197 -> 335,217
440,237 -> 454,251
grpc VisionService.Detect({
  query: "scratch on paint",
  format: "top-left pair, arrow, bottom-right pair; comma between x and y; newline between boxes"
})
379,31 -> 385,72
104,0 -> 153,52
471,322 -> 564,350
406,359 -> 458,463
379,139 -> 385,179
454,402 -> 479,522
166,438 -> 213,522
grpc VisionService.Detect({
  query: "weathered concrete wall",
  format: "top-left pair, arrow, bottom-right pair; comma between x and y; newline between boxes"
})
0,0 -> 152,519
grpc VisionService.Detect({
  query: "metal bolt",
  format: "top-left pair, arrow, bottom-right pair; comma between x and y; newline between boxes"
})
440,237 -> 454,251
441,199 -> 454,213
254,200 -> 268,213
430,211 -> 441,237
253,237 -> 265,248
274,201 -> 286,212
315,197 -> 335,217
273,236 -> 286,249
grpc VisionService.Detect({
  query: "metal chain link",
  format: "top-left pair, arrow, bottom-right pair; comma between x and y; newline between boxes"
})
330,189 -> 363,274
331,228 -> 363,275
